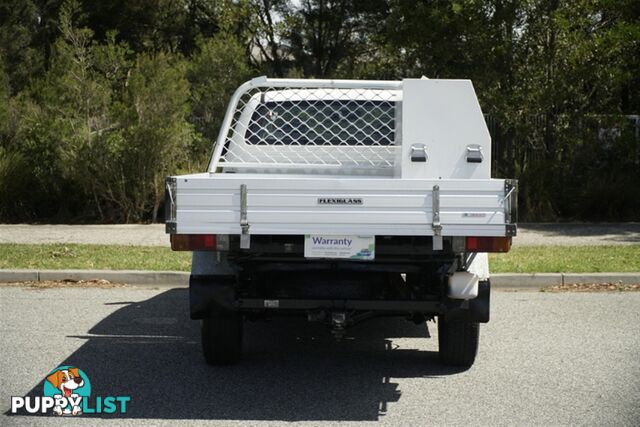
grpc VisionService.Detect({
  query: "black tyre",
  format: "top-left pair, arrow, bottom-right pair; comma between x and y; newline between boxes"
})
201,314 -> 243,365
438,317 -> 479,367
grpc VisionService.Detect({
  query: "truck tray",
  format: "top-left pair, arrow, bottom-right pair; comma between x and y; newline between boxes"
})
166,173 -> 516,237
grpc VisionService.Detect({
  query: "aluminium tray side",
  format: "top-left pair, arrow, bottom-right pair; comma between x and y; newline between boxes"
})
171,174 -> 513,237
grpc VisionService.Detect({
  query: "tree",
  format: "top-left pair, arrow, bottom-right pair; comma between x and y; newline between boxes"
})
90,52 -> 195,222
4,0 -> 113,219
80,0 -> 227,55
244,0 -> 389,78
188,34 -> 254,157
0,0 -> 44,94
285,0 -> 389,77
0,55 -> 8,133
0,57 -> 32,219
0,0 -> 637,222
509,0 -> 640,219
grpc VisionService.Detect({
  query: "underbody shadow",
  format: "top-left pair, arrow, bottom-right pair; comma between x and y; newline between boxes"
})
13,288 -> 466,421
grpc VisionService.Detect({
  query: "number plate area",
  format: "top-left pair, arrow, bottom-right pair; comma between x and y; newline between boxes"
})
304,235 -> 375,260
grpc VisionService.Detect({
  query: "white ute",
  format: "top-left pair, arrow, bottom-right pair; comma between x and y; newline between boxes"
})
166,76 -> 517,367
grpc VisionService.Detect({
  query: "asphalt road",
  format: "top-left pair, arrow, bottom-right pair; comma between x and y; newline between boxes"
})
1,223 -> 639,246
1,285 -> 638,426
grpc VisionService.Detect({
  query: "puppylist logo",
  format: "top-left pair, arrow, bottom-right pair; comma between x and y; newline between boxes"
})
11,366 -> 130,416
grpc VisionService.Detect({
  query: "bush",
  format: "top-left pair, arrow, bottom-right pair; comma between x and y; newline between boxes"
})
0,148 -> 33,219
188,34 -> 253,163
78,52 -> 196,222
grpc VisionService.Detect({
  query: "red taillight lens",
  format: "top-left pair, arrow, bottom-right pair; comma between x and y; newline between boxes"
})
465,236 -> 512,252
170,234 -> 217,251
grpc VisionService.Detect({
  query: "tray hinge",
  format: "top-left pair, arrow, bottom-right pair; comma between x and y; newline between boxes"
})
503,179 -> 518,237
503,179 -> 518,225
164,177 -> 177,234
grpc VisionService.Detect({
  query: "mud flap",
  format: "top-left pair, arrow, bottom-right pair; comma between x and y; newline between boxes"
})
189,275 -> 237,319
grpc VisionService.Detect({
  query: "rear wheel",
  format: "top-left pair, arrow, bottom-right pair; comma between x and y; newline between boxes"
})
202,314 -> 243,365
438,317 -> 479,367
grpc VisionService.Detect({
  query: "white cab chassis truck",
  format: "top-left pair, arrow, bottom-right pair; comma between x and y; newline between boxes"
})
166,77 -> 517,367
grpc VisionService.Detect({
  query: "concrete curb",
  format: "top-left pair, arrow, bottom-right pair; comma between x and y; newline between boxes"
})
0,269 -> 189,286
1,269 -> 639,289
492,272 -> 640,289
491,273 -> 562,289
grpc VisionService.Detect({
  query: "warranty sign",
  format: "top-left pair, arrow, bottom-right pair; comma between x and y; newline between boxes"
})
304,235 -> 375,260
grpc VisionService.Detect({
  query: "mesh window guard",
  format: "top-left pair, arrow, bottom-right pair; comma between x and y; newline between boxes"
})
210,77 -> 403,174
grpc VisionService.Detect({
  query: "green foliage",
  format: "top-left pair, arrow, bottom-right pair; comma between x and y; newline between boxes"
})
503,0 -> 640,220
0,55 -> 8,134
0,0 -> 638,222
1,1 -> 197,222
92,51 -> 195,222
0,0 -> 45,94
188,34 -> 253,157
0,147 -> 33,219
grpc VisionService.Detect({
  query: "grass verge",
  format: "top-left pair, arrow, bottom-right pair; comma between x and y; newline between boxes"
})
0,244 -> 191,271
0,243 -> 639,273
489,245 -> 640,273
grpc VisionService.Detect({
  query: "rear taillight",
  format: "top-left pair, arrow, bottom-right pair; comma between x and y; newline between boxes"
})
170,234 -> 228,251
465,236 -> 512,252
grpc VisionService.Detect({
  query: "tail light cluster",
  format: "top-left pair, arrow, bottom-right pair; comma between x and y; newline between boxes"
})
170,234 -> 511,252
465,236 -> 511,252
170,234 -> 229,251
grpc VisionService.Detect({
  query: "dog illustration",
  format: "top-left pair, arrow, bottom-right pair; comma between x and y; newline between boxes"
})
46,367 -> 84,415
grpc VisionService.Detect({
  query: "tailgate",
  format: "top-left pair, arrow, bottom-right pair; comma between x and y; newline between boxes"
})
166,173 -> 517,238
